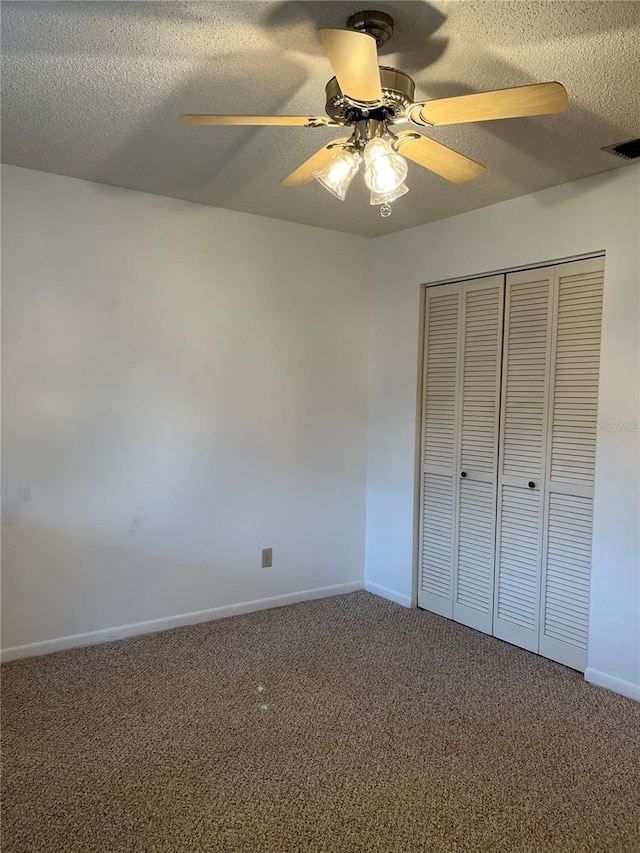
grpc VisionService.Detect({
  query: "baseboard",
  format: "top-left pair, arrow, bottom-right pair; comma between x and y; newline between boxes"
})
1,581 -> 364,663
364,580 -> 412,608
584,667 -> 640,702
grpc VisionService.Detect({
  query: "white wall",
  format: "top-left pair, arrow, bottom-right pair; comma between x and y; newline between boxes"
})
366,165 -> 640,700
3,163 -> 639,702
1,165 -> 371,655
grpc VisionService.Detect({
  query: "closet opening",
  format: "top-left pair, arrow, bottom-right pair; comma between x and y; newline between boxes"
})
417,254 -> 605,671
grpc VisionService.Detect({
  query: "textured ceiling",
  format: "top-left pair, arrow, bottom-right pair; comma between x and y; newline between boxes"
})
2,1 -> 639,237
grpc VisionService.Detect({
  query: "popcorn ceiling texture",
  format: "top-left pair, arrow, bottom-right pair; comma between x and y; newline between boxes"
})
2,591 -> 639,852
1,1 -> 639,237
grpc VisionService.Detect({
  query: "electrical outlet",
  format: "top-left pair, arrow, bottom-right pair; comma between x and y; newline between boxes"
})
262,548 -> 273,568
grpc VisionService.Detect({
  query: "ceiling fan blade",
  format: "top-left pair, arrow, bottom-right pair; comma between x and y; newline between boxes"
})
394,133 -> 485,183
410,82 -> 568,127
281,138 -> 349,186
179,115 -> 338,127
318,29 -> 383,103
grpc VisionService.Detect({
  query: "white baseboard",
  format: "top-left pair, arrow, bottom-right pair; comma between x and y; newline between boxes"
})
584,667 -> 640,702
1,581 -> 363,663
364,580 -> 413,608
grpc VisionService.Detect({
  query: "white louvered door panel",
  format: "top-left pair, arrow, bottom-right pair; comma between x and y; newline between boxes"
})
493,268 -> 553,652
539,258 -> 604,670
453,277 -> 504,634
419,284 -> 461,616
496,485 -> 541,636
541,494 -> 594,668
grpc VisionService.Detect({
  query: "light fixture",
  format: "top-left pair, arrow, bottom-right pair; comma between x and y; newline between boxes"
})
313,148 -> 361,201
363,137 -> 408,195
312,130 -> 410,216
369,182 -> 409,206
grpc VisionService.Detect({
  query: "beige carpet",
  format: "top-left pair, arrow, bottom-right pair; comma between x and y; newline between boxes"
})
2,591 -> 639,852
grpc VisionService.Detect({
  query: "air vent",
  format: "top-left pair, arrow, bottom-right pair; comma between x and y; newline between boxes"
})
601,138 -> 640,160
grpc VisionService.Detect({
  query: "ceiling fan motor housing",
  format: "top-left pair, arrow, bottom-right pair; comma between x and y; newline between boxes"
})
324,66 -> 415,124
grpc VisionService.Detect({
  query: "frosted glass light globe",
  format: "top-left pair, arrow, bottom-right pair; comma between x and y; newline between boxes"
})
313,149 -> 361,201
370,183 -> 409,205
364,138 -> 408,194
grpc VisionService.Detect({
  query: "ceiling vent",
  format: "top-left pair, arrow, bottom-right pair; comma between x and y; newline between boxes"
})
601,138 -> 640,160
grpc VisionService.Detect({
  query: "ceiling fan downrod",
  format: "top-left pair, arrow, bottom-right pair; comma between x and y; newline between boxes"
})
345,10 -> 395,47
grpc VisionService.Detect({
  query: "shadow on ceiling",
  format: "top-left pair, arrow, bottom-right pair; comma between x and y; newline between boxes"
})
262,1 -> 449,74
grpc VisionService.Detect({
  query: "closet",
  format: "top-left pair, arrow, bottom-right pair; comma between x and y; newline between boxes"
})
418,257 -> 604,671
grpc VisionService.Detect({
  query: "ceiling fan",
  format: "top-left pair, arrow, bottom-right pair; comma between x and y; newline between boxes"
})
179,10 -> 568,215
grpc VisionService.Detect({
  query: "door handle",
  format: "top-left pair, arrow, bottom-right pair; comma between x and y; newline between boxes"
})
528,481 -> 536,489
461,471 -> 467,478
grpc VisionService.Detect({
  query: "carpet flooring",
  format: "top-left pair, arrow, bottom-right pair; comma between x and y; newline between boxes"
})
2,591 -> 639,852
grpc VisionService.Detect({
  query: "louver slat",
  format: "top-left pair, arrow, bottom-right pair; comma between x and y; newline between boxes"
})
453,277 -> 503,633
423,291 -> 460,470
496,485 -> 540,634
550,270 -> 604,487
539,258 -> 604,671
456,479 -> 495,613
541,493 -> 593,661
421,473 -> 454,601
419,285 -> 461,616
460,286 -> 502,473
493,269 -> 551,653
501,277 -> 550,479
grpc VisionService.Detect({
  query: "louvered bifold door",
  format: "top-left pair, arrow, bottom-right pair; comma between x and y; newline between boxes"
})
493,268 -> 554,652
418,283 -> 461,616
539,258 -> 604,671
453,277 -> 504,634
